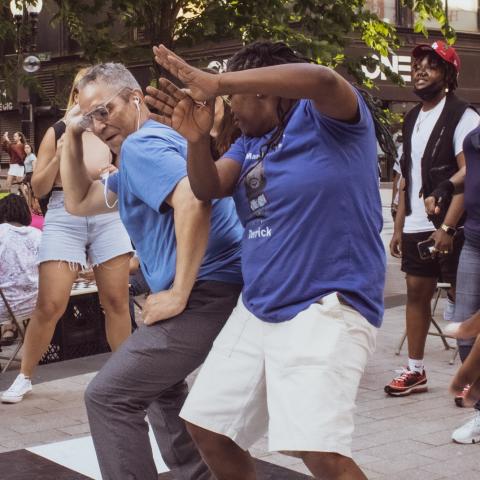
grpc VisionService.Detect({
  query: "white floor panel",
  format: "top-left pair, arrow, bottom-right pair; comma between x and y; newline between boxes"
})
27,427 -> 169,479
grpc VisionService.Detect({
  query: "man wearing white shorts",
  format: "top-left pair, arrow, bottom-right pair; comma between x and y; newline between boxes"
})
147,41 -> 386,479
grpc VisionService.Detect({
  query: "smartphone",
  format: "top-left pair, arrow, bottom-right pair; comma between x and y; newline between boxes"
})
417,238 -> 435,260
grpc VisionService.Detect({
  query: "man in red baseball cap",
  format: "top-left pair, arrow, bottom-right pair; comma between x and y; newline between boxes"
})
412,40 -> 460,74
386,38 -> 479,423
409,40 -> 460,101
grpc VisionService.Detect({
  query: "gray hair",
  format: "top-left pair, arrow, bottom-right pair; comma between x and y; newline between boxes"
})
77,63 -> 141,93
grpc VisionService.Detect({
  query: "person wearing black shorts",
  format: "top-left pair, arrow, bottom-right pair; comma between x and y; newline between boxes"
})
386,41 -> 479,397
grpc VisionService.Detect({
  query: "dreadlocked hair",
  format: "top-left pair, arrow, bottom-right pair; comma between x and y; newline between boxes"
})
357,89 -> 397,162
227,41 -> 311,158
227,41 -> 395,160
0,194 -> 31,226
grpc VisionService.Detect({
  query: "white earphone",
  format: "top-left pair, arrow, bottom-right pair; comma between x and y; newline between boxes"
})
133,96 -> 140,111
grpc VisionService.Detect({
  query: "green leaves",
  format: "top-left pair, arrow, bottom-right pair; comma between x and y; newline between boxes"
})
0,0 -> 459,101
40,0 -> 455,72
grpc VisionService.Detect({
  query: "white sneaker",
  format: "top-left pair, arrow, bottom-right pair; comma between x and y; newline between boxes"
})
452,411 -> 480,444
1,374 -> 32,404
443,298 -> 455,322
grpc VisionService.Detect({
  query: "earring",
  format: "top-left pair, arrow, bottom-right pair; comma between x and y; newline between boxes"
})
445,87 -> 449,93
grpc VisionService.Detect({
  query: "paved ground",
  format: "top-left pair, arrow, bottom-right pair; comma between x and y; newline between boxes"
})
1,186 -> 480,479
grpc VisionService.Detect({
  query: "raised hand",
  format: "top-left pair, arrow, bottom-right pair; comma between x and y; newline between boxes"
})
153,44 -> 220,101
145,78 -> 214,143
65,104 -> 92,135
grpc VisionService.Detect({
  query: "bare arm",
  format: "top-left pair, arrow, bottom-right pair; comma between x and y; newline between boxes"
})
142,177 -> 212,324
31,128 -> 61,198
2,132 -> 10,152
152,44 -> 358,121
60,124 -> 117,216
390,177 -> 406,258
447,165 -> 465,192
219,63 -> 358,121
186,136 -> 241,200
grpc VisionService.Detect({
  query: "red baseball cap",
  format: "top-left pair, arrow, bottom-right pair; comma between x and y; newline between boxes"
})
412,40 -> 460,73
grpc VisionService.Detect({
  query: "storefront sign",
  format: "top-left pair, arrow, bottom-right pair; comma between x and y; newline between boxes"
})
0,102 -> 14,111
362,54 -> 412,83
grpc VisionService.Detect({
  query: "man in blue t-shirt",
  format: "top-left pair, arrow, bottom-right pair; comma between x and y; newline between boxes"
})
60,63 -> 243,480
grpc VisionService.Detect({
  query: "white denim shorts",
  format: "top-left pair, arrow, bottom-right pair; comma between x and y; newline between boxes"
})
181,292 -> 377,458
8,164 -> 24,177
38,191 -> 132,268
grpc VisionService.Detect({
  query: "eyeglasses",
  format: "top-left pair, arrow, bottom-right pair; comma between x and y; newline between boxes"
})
83,87 -> 132,124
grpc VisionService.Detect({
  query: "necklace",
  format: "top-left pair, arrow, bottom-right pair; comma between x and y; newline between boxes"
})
415,108 -> 436,133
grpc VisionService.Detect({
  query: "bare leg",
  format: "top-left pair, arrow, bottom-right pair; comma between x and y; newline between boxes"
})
406,275 -> 437,360
6,175 -> 13,192
21,261 -> 78,377
302,452 -> 367,480
93,253 -> 131,351
187,423 -> 256,480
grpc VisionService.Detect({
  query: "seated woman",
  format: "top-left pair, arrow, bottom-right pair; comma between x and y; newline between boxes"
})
0,194 -> 41,345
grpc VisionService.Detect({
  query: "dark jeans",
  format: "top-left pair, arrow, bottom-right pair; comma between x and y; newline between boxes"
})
85,280 -> 242,480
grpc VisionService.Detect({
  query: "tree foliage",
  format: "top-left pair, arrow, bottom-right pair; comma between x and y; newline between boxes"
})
49,0 -> 453,86
0,0 -> 454,99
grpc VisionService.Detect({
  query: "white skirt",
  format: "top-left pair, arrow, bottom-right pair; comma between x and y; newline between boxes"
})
8,164 -> 24,177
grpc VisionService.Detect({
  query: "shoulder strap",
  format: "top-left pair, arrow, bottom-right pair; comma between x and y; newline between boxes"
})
38,120 -> 65,216
52,120 -> 66,147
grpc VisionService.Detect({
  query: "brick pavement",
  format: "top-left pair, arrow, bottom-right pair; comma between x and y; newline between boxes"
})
1,186 -> 479,478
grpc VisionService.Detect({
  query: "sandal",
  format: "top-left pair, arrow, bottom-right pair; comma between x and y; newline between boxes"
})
0,323 -> 18,346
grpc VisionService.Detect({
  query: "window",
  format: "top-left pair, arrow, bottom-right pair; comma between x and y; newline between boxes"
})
423,0 -> 479,33
364,0 -> 397,24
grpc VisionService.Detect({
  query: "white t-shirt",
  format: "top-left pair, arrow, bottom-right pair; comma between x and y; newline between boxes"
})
403,97 -> 480,233
0,223 -> 41,322
393,143 -> 403,174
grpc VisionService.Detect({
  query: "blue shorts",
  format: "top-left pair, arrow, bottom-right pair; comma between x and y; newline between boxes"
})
38,191 -> 132,268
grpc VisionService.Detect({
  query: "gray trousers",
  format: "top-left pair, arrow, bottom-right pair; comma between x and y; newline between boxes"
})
85,280 -> 242,480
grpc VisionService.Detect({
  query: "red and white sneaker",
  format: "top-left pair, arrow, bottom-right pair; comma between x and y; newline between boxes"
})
384,368 -> 428,397
455,385 -> 471,408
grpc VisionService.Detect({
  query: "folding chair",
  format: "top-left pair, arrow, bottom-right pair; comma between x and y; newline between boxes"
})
396,282 -> 459,365
0,288 -> 30,373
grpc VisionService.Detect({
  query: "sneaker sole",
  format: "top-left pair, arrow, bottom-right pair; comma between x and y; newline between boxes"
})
452,436 -> 480,444
1,390 -> 31,404
385,385 -> 428,397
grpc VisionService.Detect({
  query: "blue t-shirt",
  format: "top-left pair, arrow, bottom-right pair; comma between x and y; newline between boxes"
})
225,92 -> 386,327
463,126 -> 480,247
107,120 -> 243,293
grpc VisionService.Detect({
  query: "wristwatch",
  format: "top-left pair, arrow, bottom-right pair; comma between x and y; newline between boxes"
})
440,223 -> 456,236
